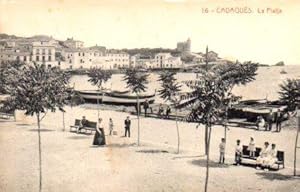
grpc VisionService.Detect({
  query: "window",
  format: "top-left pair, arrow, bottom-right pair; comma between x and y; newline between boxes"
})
36,49 -> 40,54
16,56 -> 20,61
79,53 -> 81,56
48,56 -> 51,61
42,49 -> 45,54
69,60 -> 72,63
89,59 -> 92,62
24,56 -> 27,61
36,56 -> 39,61
83,53 -> 85,56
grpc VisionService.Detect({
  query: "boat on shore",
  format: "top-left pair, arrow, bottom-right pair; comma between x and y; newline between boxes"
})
280,69 -> 287,74
77,90 -> 156,105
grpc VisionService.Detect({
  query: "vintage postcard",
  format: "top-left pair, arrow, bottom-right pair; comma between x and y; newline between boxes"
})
0,0 -> 300,192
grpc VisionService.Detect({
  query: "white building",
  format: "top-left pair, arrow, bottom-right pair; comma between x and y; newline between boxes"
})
151,53 -> 182,69
61,47 -> 106,69
105,51 -> 130,69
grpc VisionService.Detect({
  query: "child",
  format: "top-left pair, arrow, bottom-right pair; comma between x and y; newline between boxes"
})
248,137 -> 256,158
109,118 -> 114,135
219,138 -> 226,164
235,139 -> 242,165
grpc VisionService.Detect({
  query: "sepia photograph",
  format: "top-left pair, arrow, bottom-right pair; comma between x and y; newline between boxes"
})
0,0 -> 300,192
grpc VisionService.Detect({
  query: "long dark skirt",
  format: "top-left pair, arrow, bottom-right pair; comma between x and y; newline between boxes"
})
93,128 -> 106,145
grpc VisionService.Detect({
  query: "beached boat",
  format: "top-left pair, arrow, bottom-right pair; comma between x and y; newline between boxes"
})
280,70 -> 287,74
77,90 -> 156,105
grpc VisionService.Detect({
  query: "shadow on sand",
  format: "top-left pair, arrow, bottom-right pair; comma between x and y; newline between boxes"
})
190,159 -> 231,168
255,172 -> 300,181
172,155 -> 206,160
16,123 -> 33,126
136,149 -> 169,154
28,128 -> 55,132
106,143 -> 136,148
68,135 -> 91,140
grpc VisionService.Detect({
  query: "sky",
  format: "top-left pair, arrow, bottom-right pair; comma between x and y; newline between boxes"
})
0,0 -> 300,65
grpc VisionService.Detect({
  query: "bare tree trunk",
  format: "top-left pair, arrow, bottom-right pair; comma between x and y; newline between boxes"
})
37,113 -> 42,192
175,108 -> 180,154
97,87 -> 100,119
137,94 -> 140,146
14,110 -> 16,122
204,124 -> 212,192
294,117 -> 299,176
62,111 -> 65,132
204,124 -> 208,155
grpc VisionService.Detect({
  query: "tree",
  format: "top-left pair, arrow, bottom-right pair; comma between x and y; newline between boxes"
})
0,60 -> 24,94
279,79 -> 300,176
158,71 -> 182,153
88,68 -> 112,118
183,62 -> 258,192
279,79 -> 300,111
123,68 -> 149,146
3,63 -> 69,192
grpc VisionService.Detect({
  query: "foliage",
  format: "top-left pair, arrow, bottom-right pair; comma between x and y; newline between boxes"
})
158,71 -> 182,153
0,60 -> 24,94
2,63 -> 70,115
158,71 -> 182,103
182,61 -> 258,192
279,79 -> 300,110
123,68 -> 149,94
184,61 -> 258,124
88,68 -> 112,89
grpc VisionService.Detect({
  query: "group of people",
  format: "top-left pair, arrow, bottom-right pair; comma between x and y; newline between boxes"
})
219,137 -> 278,171
140,100 -> 172,119
256,109 -> 283,132
77,116 -> 132,146
157,104 -> 171,119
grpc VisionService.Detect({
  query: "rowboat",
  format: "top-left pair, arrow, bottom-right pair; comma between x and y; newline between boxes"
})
77,90 -> 156,105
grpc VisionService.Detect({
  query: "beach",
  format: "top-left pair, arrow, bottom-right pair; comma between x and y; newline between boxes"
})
1,105 -> 300,192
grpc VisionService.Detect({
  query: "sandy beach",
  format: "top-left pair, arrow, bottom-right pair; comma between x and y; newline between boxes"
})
1,105 -> 300,192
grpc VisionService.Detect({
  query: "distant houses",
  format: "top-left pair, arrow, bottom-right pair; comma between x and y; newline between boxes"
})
0,35 -> 226,70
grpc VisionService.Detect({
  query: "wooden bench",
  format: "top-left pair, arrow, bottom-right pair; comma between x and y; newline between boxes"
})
241,145 -> 284,170
0,112 -> 15,120
80,121 -> 97,134
70,119 -> 81,132
70,119 -> 97,134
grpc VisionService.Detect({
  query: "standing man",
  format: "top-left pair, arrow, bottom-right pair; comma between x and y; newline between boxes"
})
124,116 -> 131,137
266,109 -> 273,131
143,99 -> 149,117
275,109 -> 282,132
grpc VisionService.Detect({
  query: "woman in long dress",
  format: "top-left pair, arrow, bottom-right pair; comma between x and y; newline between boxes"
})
256,142 -> 270,169
93,118 -> 106,146
265,144 -> 278,168
256,116 -> 265,130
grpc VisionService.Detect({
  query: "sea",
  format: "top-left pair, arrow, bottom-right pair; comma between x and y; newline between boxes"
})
69,65 -> 300,104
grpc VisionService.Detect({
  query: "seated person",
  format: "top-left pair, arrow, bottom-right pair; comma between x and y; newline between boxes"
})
264,144 -> 278,169
77,116 -> 88,133
158,104 -> 164,117
256,116 -> 265,130
256,142 -> 270,170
